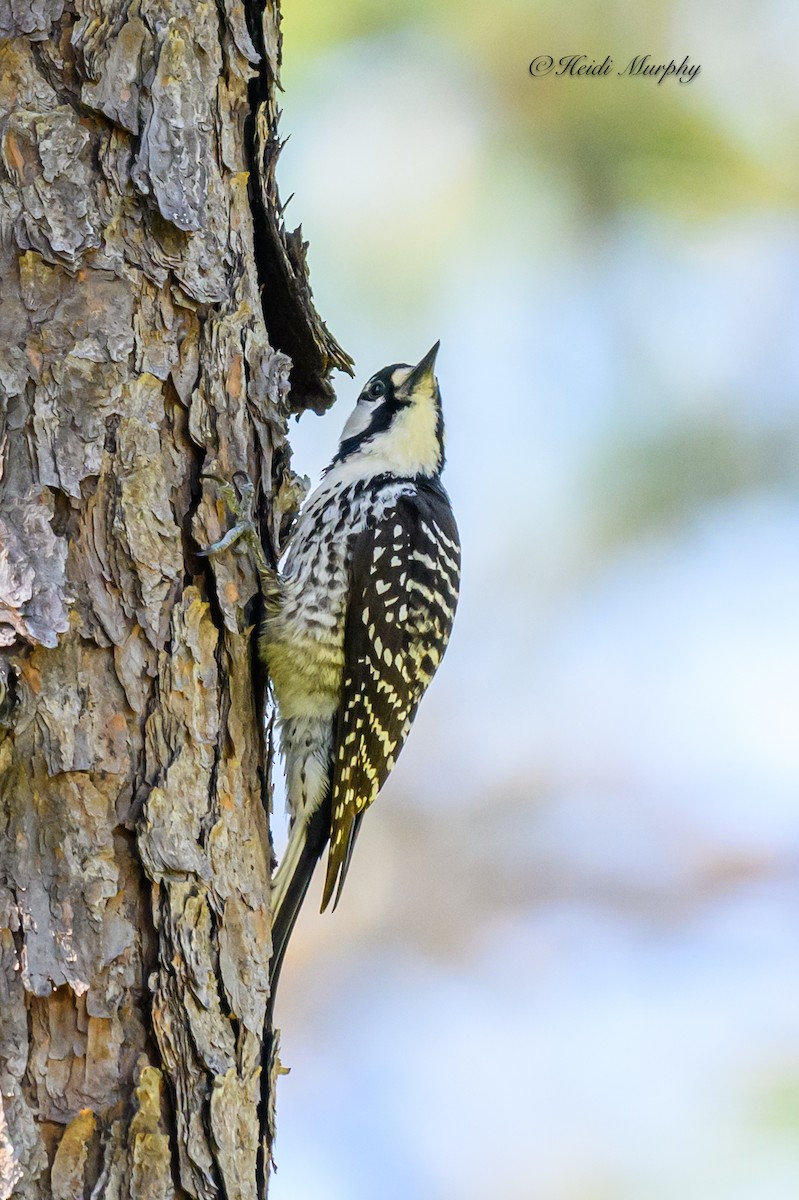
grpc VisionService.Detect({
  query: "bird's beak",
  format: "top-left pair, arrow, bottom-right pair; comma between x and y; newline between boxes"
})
403,341 -> 440,393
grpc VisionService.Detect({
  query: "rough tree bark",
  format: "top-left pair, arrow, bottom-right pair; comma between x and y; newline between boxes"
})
0,0 -> 350,1193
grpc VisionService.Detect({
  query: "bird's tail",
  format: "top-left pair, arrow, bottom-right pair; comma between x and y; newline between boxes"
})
269,795 -> 331,999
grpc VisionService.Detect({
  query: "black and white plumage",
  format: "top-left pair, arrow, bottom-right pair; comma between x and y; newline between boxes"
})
212,343 -> 460,988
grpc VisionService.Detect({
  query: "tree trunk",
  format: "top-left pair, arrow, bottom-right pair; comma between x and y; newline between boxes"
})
0,0 -> 349,1193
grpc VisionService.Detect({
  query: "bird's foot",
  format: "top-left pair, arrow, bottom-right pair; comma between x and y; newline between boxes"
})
199,473 -> 274,584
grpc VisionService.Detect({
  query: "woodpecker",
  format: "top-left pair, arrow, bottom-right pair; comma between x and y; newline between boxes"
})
205,342 -> 460,988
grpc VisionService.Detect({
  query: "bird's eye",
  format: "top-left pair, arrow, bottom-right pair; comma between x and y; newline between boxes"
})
367,379 -> 385,400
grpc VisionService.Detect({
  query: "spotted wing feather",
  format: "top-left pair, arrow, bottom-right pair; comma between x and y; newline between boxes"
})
321,486 -> 460,910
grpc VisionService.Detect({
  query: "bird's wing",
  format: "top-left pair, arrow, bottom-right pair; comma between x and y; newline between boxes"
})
321,490 -> 460,911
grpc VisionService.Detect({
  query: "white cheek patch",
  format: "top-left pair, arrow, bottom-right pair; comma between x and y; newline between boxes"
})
340,400 -> 375,444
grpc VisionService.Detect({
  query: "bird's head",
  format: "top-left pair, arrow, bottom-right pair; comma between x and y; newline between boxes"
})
330,342 -> 445,480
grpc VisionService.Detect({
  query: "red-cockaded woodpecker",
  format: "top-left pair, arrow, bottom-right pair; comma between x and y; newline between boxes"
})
205,343 -> 460,987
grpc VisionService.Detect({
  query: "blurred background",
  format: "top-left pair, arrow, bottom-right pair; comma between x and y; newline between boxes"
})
268,3 -> 799,1197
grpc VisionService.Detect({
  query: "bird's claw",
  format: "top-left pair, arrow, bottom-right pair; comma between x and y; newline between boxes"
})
199,472 -> 274,582
204,472 -> 256,522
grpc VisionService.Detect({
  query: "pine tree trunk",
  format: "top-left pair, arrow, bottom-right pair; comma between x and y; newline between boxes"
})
0,0 -> 349,1193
